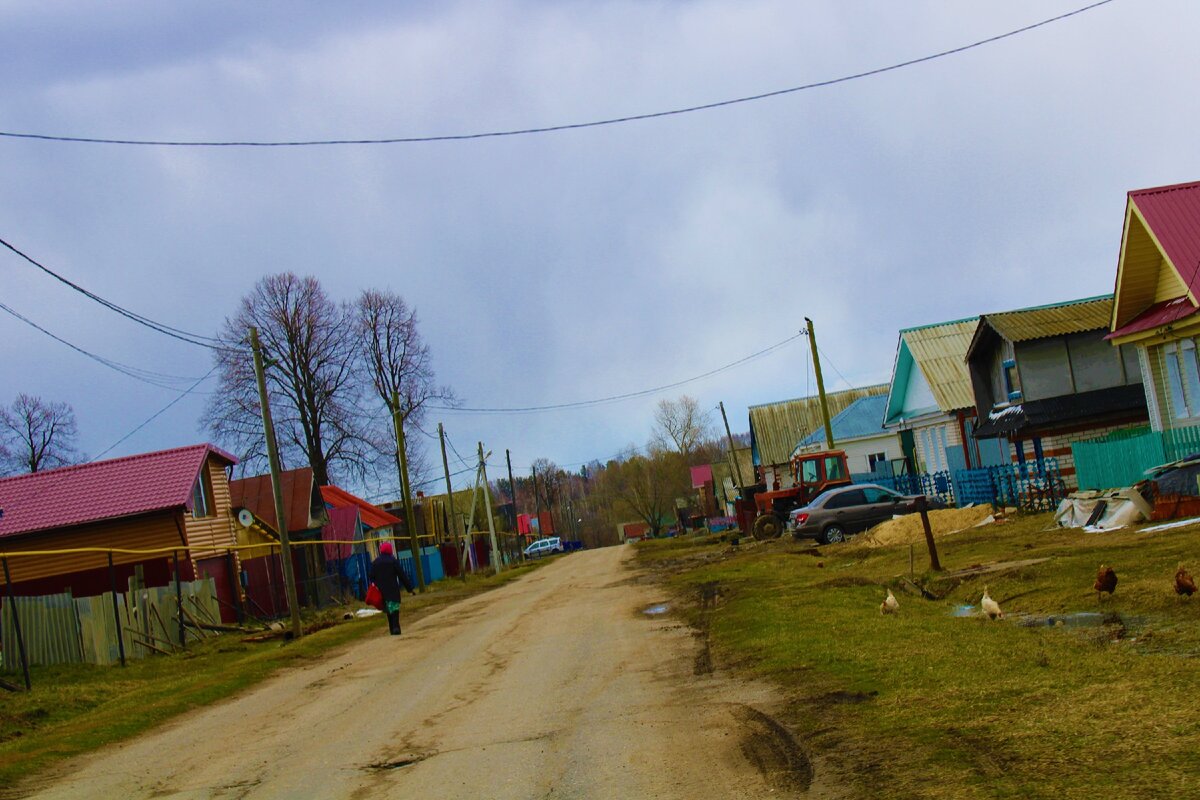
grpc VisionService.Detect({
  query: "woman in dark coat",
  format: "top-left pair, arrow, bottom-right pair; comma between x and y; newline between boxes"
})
369,541 -> 415,635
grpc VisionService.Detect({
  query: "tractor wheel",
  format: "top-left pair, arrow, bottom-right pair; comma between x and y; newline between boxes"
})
752,513 -> 783,540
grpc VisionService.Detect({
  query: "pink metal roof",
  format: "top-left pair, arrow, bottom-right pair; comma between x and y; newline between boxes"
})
1129,180 -> 1200,295
1106,295 -> 1200,340
0,444 -> 237,540
319,485 -> 400,530
689,464 -> 714,489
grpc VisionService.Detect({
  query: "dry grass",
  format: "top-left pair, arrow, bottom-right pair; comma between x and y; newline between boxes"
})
638,516 -> 1200,799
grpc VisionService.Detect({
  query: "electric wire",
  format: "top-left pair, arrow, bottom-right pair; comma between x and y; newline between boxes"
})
0,299 -> 214,391
432,333 -> 802,415
91,365 -> 219,461
815,344 -> 855,391
1,235 -> 240,352
0,1 -> 1115,148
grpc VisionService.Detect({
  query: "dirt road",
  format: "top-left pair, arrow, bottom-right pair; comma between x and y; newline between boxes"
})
22,546 -> 814,799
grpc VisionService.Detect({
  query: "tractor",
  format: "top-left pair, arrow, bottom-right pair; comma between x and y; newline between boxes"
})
747,449 -> 852,540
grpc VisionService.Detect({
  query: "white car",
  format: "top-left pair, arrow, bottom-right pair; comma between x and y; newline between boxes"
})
523,537 -> 563,558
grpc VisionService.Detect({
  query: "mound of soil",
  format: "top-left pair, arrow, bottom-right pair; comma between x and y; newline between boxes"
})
862,505 -> 995,548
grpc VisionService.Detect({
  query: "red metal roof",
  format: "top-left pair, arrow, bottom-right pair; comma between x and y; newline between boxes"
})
0,444 -> 236,540
1129,180 -> 1200,295
1106,295 -> 1200,340
319,484 -> 401,530
229,468 -> 321,534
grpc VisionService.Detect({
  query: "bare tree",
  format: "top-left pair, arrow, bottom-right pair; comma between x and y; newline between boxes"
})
355,289 -> 455,489
0,394 -> 82,474
596,446 -> 687,537
204,273 -> 372,487
651,395 -> 715,459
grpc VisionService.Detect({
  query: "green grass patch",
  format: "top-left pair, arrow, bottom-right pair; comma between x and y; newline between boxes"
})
0,563 -> 541,792
638,518 -> 1200,799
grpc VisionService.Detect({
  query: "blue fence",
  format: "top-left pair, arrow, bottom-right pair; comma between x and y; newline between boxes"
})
853,471 -> 955,506
953,458 -> 1064,511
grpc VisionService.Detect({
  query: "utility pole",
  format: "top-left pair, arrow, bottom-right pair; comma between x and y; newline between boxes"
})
250,327 -> 302,640
478,442 -> 502,573
532,465 -> 544,537
506,449 -> 520,561
805,317 -> 836,450
718,401 -> 746,489
392,392 -> 426,592
439,423 -> 466,582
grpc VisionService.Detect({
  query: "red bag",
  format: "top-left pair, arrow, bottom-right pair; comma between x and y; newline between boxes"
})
364,583 -> 385,611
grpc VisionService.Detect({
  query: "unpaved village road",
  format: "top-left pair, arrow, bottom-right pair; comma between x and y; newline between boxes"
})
22,546 -> 817,799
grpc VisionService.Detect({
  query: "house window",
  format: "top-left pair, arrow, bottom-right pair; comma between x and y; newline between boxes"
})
1163,340 -> 1200,419
192,472 -> 213,518
867,452 -> 887,474
1002,359 -> 1022,402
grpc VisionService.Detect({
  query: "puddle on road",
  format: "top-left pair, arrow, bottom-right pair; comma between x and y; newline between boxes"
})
951,604 -> 976,617
643,603 -> 671,616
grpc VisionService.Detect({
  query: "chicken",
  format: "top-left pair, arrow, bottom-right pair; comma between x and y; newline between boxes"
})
1094,565 -> 1118,601
981,585 -> 1003,620
880,589 -> 899,615
1175,565 -> 1197,597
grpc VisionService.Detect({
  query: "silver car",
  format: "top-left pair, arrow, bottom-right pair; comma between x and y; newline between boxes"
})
787,484 -> 943,544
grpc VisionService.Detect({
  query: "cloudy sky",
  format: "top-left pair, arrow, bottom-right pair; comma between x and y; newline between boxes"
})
1,0 -> 1196,494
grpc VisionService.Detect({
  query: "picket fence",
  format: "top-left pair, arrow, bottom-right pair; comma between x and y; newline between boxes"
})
1,577 -> 220,668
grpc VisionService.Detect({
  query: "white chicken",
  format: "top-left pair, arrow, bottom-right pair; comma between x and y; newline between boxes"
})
981,585 -> 1003,620
880,589 -> 899,615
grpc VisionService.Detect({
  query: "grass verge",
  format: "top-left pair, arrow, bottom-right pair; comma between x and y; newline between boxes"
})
0,562 -> 544,794
638,515 -> 1200,800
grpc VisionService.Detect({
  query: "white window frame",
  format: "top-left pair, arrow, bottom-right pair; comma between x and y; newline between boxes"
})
1163,340 -> 1200,420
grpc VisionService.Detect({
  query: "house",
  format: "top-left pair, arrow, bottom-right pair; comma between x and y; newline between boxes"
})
229,467 -> 328,615
748,384 -> 889,489
1106,180 -> 1200,431
883,317 -> 1009,475
794,395 -> 905,477
967,295 -> 1148,487
0,444 -> 238,606
318,484 -> 404,594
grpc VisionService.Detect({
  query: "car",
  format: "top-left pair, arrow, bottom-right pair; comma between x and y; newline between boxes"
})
787,484 -> 947,544
523,537 -> 563,558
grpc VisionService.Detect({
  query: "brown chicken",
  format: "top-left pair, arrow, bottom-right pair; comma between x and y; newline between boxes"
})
1094,565 -> 1118,601
1175,565 -> 1197,597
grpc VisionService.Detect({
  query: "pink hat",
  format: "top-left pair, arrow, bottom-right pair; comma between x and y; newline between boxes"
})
380,541 -> 394,555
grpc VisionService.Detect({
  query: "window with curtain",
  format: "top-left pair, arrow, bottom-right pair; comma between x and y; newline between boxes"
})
1164,341 -> 1199,419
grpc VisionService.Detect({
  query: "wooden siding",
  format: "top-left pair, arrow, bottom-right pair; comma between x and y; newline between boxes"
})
0,511 -> 185,585
181,456 -> 238,560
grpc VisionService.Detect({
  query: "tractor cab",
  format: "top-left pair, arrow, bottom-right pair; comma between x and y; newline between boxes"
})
750,449 -> 851,540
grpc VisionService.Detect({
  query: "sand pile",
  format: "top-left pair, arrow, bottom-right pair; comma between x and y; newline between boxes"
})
862,504 -> 995,547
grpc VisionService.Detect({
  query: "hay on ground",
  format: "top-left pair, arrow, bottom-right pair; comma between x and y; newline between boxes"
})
862,505 -> 995,548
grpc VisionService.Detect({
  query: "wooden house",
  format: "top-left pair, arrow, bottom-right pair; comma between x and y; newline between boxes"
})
967,295 -> 1148,487
0,444 -> 238,603
1106,180 -> 1200,430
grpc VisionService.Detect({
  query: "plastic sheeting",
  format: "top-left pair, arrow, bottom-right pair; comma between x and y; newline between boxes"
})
1055,488 -> 1152,531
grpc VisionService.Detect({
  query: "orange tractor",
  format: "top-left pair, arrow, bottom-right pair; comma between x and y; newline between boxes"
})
745,449 -> 851,540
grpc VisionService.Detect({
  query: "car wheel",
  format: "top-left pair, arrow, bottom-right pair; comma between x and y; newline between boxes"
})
752,513 -> 783,540
821,524 -> 846,544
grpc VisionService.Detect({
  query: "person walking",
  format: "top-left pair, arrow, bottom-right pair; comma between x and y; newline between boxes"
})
369,541 -> 416,635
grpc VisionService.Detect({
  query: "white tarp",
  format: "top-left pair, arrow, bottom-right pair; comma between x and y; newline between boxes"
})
1055,488 -> 1152,531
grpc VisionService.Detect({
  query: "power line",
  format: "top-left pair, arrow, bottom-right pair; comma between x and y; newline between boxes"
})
0,299 -> 214,391
0,235 -> 238,352
816,344 -> 855,391
0,1 -> 1115,148
91,366 -> 219,461
433,333 -> 803,415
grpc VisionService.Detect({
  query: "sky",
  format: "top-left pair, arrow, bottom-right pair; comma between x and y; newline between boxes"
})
2,0 -> 1197,496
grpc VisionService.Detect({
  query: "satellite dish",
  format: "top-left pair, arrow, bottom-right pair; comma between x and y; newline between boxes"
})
237,508 -> 254,528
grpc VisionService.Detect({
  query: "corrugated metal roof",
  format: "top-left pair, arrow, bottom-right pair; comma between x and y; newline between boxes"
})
230,468 -> 324,534
982,295 -> 1113,344
796,395 -> 890,449
749,384 -> 889,465
902,318 -> 978,411
320,484 -> 401,530
0,444 -> 236,540
1129,180 -> 1200,296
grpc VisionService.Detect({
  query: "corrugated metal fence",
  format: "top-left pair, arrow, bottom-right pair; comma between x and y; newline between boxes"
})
1073,424 -> 1200,490
1,577 -> 219,668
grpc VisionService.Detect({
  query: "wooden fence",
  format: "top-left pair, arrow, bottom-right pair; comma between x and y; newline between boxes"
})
1,577 -> 220,668
1073,424 -> 1200,490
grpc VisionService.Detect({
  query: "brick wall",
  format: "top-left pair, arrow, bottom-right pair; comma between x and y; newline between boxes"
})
1010,423 -> 1147,490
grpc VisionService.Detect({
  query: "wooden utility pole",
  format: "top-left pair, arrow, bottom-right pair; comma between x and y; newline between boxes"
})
718,401 -> 746,489
392,392 -> 426,592
805,317 -> 836,450
250,327 -> 302,639
438,423 -> 466,582
478,442 -> 502,573
532,465 -> 544,537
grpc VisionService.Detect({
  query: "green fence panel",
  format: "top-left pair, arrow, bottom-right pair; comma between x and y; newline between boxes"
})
1164,425 -> 1200,462
1073,430 -> 1166,490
